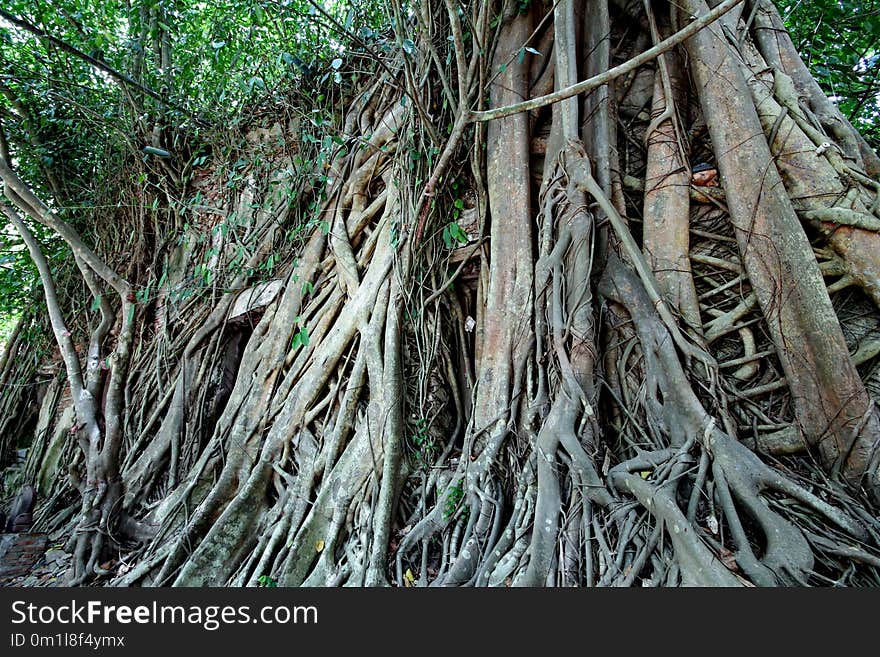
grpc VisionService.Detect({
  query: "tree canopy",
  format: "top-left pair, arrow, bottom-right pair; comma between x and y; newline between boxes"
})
780,0 -> 880,149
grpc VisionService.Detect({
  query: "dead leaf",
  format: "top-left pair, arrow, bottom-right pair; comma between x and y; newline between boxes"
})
719,548 -> 739,572
706,515 -> 719,535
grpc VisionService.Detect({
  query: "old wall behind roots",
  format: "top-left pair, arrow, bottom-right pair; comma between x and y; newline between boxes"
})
2,0 -> 880,587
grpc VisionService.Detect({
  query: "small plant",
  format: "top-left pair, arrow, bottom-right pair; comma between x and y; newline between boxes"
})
409,417 -> 437,465
441,185 -> 470,250
291,326 -> 310,350
442,480 -> 465,522
410,417 -> 430,447
257,575 -> 277,587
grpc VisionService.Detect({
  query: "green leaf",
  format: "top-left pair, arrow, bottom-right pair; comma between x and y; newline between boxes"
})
291,327 -> 310,350
446,221 -> 468,247
442,225 -> 453,249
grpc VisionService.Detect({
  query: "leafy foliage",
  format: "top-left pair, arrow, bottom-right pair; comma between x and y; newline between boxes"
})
779,0 -> 880,149
0,0 -> 390,334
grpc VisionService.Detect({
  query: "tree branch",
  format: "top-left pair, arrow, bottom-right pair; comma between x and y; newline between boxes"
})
0,158 -> 131,297
469,0 -> 745,122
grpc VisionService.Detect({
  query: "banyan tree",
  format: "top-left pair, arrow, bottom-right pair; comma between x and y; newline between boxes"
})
1,0 -> 880,586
